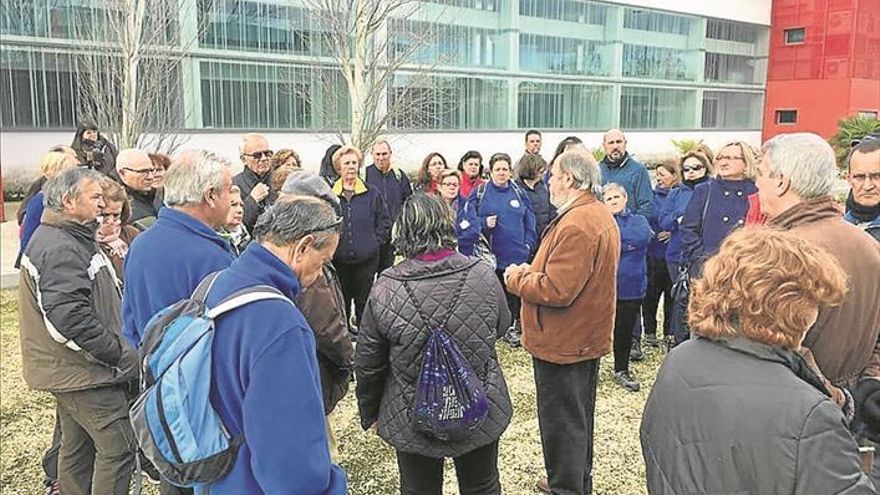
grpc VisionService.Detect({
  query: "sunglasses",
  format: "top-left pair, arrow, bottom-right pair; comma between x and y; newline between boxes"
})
243,150 -> 274,160
682,165 -> 705,172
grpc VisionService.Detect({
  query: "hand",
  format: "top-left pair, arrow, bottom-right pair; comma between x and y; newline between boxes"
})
486,215 -> 497,229
657,231 -> 671,242
251,183 -> 270,203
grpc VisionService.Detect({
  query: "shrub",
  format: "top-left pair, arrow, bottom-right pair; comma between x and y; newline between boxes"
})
828,115 -> 880,169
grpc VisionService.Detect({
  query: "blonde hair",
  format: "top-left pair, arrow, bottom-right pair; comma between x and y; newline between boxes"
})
40,151 -> 78,179
331,145 -> 363,171
716,141 -> 758,179
689,227 -> 848,350
680,150 -> 714,177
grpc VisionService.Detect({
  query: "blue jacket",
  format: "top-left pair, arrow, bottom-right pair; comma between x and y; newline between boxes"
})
365,164 -> 413,227
681,178 -> 757,269
844,211 -> 880,242
197,243 -> 347,495
647,186 -> 671,260
600,153 -> 653,217
122,208 -> 235,347
516,178 -> 556,245
332,178 -> 392,265
615,209 -> 652,300
451,196 -> 481,256
469,181 -> 537,269
658,184 -> 695,265
19,191 -> 44,256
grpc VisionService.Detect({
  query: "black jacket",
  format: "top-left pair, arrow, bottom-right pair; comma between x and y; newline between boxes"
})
365,164 -> 413,227
233,166 -> 275,232
71,123 -> 118,175
642,337 -> 875,494
18,210 -> 137,392
332,179 -> 392,265
355,254 -> 512,457
126,186 -> 163,229
516,178 -> 556,243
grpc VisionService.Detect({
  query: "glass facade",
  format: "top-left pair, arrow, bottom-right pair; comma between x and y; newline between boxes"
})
1,0 -> 769,131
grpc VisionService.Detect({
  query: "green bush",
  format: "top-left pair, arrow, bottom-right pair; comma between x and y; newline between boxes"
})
828,115 -> 880,169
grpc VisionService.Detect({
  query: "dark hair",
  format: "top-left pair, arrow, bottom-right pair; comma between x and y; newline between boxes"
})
457,150 -> 484,177
148,153 -> 171,171
525,129 -> 542,140
515,153 -> 547,181
392,193 -> 457,258
417,152 -> 448,187
489,152 -> 512,170
319,144 -> 343,185
680,150 -> 714,176
550,136 -> 583,167
655,158 -> 682,185
850,135 -> 880,166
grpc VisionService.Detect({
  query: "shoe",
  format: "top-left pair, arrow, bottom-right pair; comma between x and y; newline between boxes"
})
503,326 -> 521,348
665,335 -> 677,352
629,341 -> 645,361
44,480 -> 60,495
140,456 -> 162,485
536,477 -> 550,493
614,371 -> 640,392
644,334 -> 661,348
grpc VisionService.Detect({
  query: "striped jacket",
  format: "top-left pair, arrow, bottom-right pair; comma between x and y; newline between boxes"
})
18,209 -> 136,392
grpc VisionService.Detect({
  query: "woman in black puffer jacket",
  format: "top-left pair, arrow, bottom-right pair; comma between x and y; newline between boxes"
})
356,193 -> 512,495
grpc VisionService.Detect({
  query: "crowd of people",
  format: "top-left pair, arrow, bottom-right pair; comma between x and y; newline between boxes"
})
13,123 -> 880,495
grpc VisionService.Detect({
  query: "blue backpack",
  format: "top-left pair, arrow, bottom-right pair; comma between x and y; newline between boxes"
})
402,269 -> 489,441
129,272 -> 289,487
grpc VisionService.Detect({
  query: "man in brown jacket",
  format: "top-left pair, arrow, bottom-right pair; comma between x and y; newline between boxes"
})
505,149 -> 620,495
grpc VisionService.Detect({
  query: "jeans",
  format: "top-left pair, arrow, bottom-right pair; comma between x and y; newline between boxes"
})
495,269 -> 521,323
534,357 -> 600,495
396,441 -> 501,495
614,300 -> 642,373
53,385 -> 136,495
336,257 -> 378,326
643,256 -> 672,338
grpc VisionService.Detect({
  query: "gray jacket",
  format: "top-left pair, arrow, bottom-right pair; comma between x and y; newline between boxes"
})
355,254 -> 512,458
19,210 -> 137,393
641,337 -> 876,494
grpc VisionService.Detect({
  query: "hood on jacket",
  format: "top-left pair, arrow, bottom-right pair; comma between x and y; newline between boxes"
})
320,145 -> 343,185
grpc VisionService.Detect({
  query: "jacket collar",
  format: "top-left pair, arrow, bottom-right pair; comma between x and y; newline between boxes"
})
230,243 -> 301,300
158,208 -> 235,255
242,165 -> 269,184
383,252 -> 478,281
332,177 -> 368,196
769,196 -> 841,230
370,163 -> 403,180
125,185 -> 156,203
602,152 -> 630,169
40,209 -> 99,243
549,191 -> 596,225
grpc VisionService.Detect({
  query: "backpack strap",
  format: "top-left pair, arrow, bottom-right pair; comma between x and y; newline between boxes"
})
473,183 -> 487,215
192,271 -> 223,303
205,286 -> 290,319
401,269 -> 470,331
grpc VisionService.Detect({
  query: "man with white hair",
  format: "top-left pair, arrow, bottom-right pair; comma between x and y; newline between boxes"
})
759,133 -> 880,413
234,133 -> 275,231
116,148 -> 163,228
505,149 -> 620,495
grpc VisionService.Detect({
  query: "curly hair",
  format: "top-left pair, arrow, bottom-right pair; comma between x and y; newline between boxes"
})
680,150 -> 714,177
273,148 -> 301,169
688,227 -> 848,350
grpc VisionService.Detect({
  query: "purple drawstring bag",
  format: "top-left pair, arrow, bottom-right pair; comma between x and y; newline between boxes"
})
403,270 -> 489,441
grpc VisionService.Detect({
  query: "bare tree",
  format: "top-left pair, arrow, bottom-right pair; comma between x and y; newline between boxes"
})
73,0 -> 203,151
302,0 -> 456,151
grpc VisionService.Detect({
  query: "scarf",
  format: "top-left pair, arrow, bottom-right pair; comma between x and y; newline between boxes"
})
683,175 -> 709,190
846,191 -> 880,223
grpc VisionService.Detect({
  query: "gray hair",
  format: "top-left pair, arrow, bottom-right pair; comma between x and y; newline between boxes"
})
601,182 -> 627,197
556,149 -> 602,197
164,150 -> 231,207
761,133 -> 838,199
253,197 -> 340,249
392,193 -> 457,259
43,168 -> 103,211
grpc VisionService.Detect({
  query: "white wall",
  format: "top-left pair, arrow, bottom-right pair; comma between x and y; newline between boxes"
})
604,0 -> 771,25
0,130 -> 763,177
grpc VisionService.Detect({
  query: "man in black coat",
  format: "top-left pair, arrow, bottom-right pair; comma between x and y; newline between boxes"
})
116,148 -> 163,229
234,133 -> 275,232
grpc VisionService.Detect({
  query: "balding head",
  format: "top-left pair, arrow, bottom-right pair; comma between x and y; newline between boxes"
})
239,133 -> 273,176
116,148 -> 155,192
602,128 -> 627,163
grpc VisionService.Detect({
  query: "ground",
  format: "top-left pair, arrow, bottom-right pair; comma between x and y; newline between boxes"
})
0,289 -> 663,494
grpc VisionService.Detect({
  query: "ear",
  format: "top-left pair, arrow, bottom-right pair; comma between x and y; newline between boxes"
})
61,193 -> 76,212
777,174 -> 792,197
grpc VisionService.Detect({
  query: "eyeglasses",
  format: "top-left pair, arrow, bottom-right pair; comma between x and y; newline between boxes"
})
243,150 -> 274,160
851,172 -> 880,184
301,216 -> 344,236
682,165 -> 705,172
716,155 -> 744,162
121,167 -> 158,176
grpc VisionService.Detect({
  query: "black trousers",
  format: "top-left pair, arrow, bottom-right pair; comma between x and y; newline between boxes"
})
614,300 -> 642,373
336,257 -> 378,326
534,357 -> 600,495
644,256 -> 672,338
396,441 -> 500,495
377,242 -> 395,275
495,269 -> 521,323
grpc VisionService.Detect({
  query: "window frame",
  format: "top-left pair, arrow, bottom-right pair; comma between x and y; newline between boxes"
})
775,109 -> 798,125
784,27 -> 806,45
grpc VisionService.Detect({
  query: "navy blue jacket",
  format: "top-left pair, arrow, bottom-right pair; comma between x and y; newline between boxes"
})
18,191 -> 44,259
681,179 -> 757,269
332,179 -> 392,265
647,186 -> 671,260
516,178 -> 556,245
450,196 -> 481,256
658,184 -> 694,265
122,208 -> 235,347
365,164 -> 413,227
469,181 -> 537,270
615,209 -> 652,300
600,153 -> 654,217
199,243 -> 347,495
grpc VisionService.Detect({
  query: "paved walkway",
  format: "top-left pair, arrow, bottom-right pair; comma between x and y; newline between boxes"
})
1,215 -> 20,288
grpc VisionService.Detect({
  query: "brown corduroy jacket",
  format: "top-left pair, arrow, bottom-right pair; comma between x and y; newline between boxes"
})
506,192 -> 620,364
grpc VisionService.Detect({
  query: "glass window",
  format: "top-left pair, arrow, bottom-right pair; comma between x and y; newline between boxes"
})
517,82 -> 613,129
519,34 -> 610,76
775,109 -> 798,124
705,52 -> 765,84
199,0 -> 322,55
623,44 -> 696,81
518,0 -> 608,25
701,91 -> 763,128
0,50 -> 84,128
624,8 -> 691,35
389,19 -> 504,69
784,28 -> 805,44
388,74 -> 507,130
706,19 -> 760,44
423,0 -> 499,11
620,86 -> 696,129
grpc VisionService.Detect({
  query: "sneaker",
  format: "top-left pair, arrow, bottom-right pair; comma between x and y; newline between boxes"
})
503,326 -> 521,348
614,371 -> 640,392
644,334 -> 661,348
629,341 -> 645,361
44,480 -> 60,495
140,456 -> 162,485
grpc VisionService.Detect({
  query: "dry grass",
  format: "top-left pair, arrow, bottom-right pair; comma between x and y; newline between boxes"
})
1,289 -> 662,494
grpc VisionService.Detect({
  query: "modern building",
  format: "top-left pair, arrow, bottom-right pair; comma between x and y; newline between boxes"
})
0,0 -> 771,171
762,0 -> 880,141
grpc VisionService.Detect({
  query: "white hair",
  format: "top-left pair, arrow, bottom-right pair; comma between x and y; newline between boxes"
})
601,182 -> 627,197
761,133 -> 838,199
164,150 -> 231,207
44,168 -> 103,212
239,133 -> 267,154
556,149 -> 602,197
